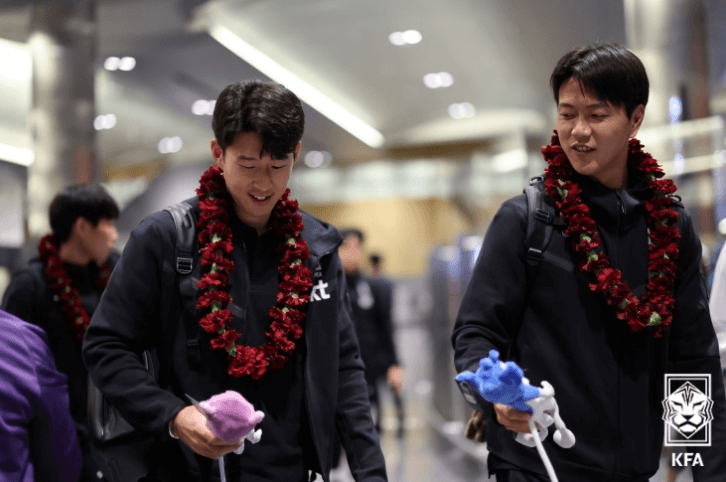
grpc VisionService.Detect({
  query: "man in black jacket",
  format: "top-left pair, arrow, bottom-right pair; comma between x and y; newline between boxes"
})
339,229 -> 402,431
82,80 -> 387,482
452,43 -> 726,481
2,183 -> 120,481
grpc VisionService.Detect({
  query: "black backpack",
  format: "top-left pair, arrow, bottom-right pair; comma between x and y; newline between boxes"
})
88,201 -> 197,481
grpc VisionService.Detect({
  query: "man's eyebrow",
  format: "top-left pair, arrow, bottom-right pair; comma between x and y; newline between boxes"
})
558,102 -> 608,109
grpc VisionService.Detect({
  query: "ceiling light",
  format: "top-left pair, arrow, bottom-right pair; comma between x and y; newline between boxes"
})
93,114 -> 116,130
104,56 -> 120,71
304,150 -> 332,168
389,30 -> 422,46
158,136 -> 183,154
209,25 -> 384,148
448,102 -> 476,119
118,56 -> 136,71
424,72 -> 453,89
192,99 -> 215,116
719,218 -> 726,235
0,143 -> 34,166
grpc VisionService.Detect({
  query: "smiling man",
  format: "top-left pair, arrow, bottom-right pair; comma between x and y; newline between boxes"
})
452,44 -> 726,481
82,80 -> 387,482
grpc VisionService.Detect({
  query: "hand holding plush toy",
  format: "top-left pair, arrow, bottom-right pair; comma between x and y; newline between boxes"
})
187,391 -> 264,482
196,391 -> 264,454
456,350 -> 575,482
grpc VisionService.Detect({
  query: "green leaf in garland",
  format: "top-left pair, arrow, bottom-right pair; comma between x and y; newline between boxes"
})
556,187 -> 568,200
647,312 -> 662,326
211,300 -> 222,312
212,233 -> 222,243
227,346 -> 237,357
587,251 -> 598,261
619,298 -> 628,309
581,234 -> 592,243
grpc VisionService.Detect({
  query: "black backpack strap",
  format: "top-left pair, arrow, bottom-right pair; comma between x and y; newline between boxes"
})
524,176 -> 556,282
165,202 -> 196,275
163,201 -> 203,372
506,176 -> 557,360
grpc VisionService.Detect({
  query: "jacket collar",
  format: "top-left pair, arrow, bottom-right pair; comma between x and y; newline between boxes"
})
575,167 -> 652,232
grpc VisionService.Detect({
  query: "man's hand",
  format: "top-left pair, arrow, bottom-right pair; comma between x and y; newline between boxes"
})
171,406 -> 242,459
387,365 -> 403,395
493,403 -> 532,433
464,410 -> 487,442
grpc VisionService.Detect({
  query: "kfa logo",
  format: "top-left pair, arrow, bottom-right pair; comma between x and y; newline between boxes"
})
671,452 -> 704,467
662,374 -> 713,447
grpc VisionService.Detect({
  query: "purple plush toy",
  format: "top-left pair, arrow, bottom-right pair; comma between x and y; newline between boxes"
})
198,390 -> 265,452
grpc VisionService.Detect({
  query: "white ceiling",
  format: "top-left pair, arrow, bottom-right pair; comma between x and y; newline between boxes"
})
0,0 -> 725,172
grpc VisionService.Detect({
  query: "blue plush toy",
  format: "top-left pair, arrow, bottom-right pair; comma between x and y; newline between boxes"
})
456,350 -> 575,482
456,349 -> 541,413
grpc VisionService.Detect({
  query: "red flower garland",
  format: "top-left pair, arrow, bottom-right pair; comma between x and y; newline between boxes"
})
38,235 -> 112,341
196,165 -> 313,379
542,132 -> 680,338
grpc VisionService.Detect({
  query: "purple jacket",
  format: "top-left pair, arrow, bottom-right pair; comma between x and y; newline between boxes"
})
0,309 -> 81,482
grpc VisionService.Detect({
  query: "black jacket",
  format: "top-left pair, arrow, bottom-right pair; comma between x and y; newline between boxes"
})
452,174 -> 726,481
82,199 -> 387,482
345,272 -> 398,384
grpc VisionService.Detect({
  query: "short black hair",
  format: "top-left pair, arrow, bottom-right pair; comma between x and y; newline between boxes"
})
49,184 -> 119,244
212,80 -> 305,159
339,228 -> 365,243
550,43 -> 649,118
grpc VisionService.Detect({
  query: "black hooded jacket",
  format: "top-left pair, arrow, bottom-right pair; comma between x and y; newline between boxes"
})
82,198 -> 387,482
452,173 -> 726,481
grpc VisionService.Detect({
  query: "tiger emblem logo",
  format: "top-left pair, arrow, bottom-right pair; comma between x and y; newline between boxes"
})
662,381 -> 714,439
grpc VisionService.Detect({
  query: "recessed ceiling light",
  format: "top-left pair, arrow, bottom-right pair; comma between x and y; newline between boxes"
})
94,114 -> 116,130
192,100 -> 215,116
104,56 -> 120,71
448,102 -> 475,119
158,136 -> 183,154
118,56 -> 136,71
389,29 -> 422,46
304,150 -> 332,168
424,72 -> 453,89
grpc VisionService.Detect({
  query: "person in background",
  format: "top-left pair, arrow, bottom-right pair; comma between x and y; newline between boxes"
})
2,183 -> 120,481
368,252 -> 405,438
339,230 -> 403,431
82,80 -> 387,482
452,43 -> 726,481
0,308 -> 82,482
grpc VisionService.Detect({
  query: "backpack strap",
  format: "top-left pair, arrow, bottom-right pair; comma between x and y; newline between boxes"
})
523,176 -> 556,283
163,201 -> 203,372
165,202 -> 196,275
506,176 -> 557,360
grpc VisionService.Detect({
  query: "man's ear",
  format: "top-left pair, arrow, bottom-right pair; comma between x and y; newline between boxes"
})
71,217 -> 89,239
211,139 -> 224,168
629,104 -> 646,138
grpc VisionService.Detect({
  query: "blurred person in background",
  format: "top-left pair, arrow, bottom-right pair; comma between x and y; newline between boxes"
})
452,43 -> 726,481
82,80 -> 387,482
1,183 -> 120,481
0,308 -> 82,482
368,252 -> 405,438
339,230 -> 403,431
